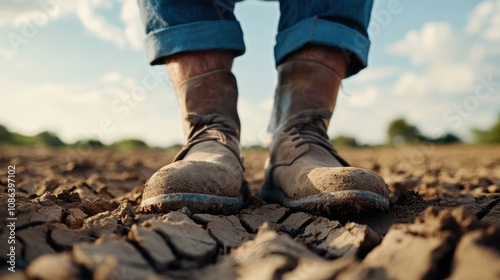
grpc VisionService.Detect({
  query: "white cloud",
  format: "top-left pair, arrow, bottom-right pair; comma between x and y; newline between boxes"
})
101,72 -> 122,83
346,87 -> 379,108
392,71 -> 426,96
120,0 -> 144,51
0,0 -> 144,52
466,0 -> 500,41
429,64 -> 475,93
0,1 -> 76,27
75,0 -> 144,51
466,1 -> 495,34
0,80 -> 275,147
348,66 -> 398,84
237,98 -> 273,146
76,0 -> 127,48
334,0 -> 500,144
0,73 -> 181,147
0,46 -> 15,59
331,94 -> 389,145
393,63 -> 475,96
484,12 -> 500,40
389,1 -> 499,97
390,22 -> 457,65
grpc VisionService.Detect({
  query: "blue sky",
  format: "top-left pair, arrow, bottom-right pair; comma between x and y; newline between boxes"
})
0,0 -> 499,147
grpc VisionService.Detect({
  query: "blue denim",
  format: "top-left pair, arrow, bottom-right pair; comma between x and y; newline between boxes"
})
138,0 -> 373,77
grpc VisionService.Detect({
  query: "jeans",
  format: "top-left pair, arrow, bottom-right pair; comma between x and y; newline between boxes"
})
138,0 -> 373,77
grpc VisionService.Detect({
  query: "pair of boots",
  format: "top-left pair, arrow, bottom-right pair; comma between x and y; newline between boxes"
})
141,60 -> 389,217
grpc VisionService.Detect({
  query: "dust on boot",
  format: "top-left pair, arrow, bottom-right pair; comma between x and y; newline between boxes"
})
141,70 -> 249,214
260,60 -> 389,218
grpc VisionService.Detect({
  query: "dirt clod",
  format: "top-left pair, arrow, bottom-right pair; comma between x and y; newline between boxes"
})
450,227 -> 500,279
128,224 -> 176,271
239,204 -> 289,232
65,208 -> 88,229
193,214 -> 253,249
17,225 -> 55,263
147,213 -> 217,265
73,238 -> 149,270
27,253 -> 81,280
84,211 -> 118,237
50,228 -> 94,250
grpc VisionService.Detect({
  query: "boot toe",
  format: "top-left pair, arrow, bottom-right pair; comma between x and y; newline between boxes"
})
141,160 -> 246,213
262,166 -> 390,218
308,167 -> 389,198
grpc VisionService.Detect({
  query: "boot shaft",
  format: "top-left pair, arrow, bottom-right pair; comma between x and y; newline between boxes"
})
177,70 -> 241,140
269,60 -> 342,134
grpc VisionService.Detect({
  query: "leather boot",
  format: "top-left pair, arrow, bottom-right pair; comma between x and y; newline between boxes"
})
260,60 -> 389,217
141,70 -> 249,214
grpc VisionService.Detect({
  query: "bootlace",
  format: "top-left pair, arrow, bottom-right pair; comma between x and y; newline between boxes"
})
185,113 -> 238,142
281,109 -> 349,166
173,113 -> 242,166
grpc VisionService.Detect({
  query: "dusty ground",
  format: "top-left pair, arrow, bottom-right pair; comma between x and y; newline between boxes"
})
0,145 -> 499,280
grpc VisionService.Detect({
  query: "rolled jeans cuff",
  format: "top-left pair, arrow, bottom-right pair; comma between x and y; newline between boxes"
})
275,17 -> 371,77
145,21 -> 246,65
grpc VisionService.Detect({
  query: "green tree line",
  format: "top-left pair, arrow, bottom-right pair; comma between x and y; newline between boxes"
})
1,114 -> 499,149
0,124 -> 150,150
332,114 -> 500,147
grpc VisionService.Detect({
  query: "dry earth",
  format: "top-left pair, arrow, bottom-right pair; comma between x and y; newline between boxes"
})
0,145 -> 499,280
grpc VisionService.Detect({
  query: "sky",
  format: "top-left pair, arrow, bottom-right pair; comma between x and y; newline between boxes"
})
0,0 -> 499,147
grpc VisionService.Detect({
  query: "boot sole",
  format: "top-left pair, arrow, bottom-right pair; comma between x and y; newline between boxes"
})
259,188 -> 389,218
141,182 -> 250,215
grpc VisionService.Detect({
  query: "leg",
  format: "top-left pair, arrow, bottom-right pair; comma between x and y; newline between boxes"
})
275,0 -> 373,77
137,0 -> 249,213
165,50 -> 233,90
283,44 -> 347,79
165,50 -> 236,136
139,0 -> 245,66
261,0 -> 390,218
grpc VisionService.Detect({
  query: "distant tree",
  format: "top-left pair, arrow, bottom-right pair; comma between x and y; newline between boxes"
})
10,133 -> 29,146
165,144 -> 183,151
243,145 -> 267,151
0,125 -> 35,146
111,139 -> 149,150
331,136 -> 359,147
432,133 -> 461,144
387,118 -> 425,146
34,131 -> 66,147
0,125 -> 12,142
74,139 -> 105,148
472,114 -> 500,143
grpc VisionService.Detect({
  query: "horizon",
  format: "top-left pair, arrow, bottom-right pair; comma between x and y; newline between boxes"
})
1,116 -> 497,148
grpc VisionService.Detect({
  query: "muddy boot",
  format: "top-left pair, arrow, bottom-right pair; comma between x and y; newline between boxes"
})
141,70 -> 249,214
260,60 -> 389,217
